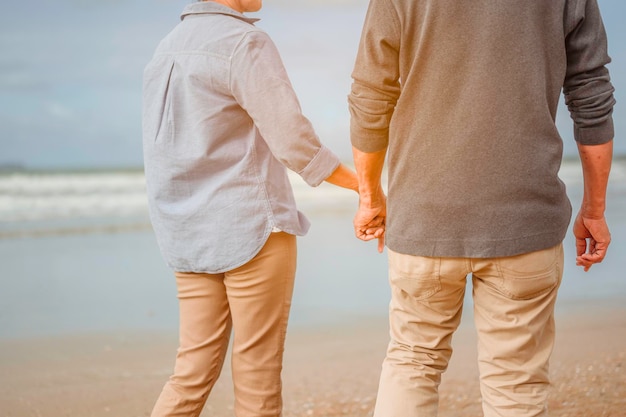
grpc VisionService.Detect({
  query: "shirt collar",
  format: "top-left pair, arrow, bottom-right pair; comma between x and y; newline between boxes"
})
181,1 -> 260,24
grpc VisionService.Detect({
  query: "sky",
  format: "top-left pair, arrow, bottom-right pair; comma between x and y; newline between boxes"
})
0,0 -> 624,170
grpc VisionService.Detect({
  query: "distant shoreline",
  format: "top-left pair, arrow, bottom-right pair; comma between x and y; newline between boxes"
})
2,154 -> 626,176
0,165 -> 146,176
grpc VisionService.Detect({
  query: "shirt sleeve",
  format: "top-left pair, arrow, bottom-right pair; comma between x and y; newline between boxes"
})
563,0 -> 616,145
229,29 -> 340,187
348,0 -> 401,153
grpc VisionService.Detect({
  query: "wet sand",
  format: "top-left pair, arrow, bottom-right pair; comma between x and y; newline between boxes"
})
1,301 -> 624,417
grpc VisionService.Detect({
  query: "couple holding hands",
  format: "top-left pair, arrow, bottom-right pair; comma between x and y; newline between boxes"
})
142,1 -> 615,416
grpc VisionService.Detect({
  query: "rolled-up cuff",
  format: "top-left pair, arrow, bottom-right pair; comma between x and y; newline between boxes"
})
574,116 -> 614,145
297,145 -> 341,187
350,125 -> 390,153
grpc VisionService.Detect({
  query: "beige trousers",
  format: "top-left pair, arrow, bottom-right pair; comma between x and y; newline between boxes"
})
151,232 -> 297,417
374,244 -> 564,417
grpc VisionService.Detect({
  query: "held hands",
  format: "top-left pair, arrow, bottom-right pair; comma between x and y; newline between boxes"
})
354,188 -> 386,253
351,146 -> 388,253
324,162 -> 385,251
573,211 -> 611,272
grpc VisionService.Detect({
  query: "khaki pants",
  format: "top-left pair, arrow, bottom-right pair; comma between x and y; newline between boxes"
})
151,232 -> 297,417
374,244 -> 564,417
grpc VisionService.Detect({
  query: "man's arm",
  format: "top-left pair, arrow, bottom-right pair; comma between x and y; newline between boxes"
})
562,1 -> 615,271
352,146 -> 387,253
573,140 -> 613,271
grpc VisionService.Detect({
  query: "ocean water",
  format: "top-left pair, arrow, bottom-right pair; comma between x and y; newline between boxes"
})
1,161 -> 625,340
1,1 -> 625,340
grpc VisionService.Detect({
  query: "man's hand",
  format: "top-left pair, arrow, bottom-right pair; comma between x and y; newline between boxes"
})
573,212 -> 611,272
573,140 -> 613,272
352,146 -> 387,253
354,190 -> 386,253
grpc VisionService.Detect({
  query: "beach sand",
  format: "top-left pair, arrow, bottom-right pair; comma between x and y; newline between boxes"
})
1,302 -> 624,417
1,158 -> 625,416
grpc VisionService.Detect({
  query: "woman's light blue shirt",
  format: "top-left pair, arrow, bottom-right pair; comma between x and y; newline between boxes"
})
142,2 -> 340,273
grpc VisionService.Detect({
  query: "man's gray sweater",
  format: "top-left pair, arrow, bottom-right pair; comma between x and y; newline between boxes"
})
349,0 -> 616,257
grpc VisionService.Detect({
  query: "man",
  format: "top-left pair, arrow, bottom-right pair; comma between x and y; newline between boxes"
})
349,1 -> 615,416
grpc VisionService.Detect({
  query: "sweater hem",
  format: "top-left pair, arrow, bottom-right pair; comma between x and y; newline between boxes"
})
386,230 -> 567,259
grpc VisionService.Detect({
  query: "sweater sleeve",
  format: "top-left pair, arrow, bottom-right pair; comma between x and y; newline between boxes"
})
348,0 -> 401,153
563,0 -> 616,145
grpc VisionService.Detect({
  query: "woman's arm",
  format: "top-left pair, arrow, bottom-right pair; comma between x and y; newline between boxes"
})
324,163 -> 359,193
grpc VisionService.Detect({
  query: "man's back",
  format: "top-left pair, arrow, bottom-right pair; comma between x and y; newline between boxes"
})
349,2 -> 615,416
349,0 -> 615,258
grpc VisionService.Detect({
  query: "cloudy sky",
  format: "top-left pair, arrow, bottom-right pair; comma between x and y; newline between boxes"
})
0,0 -> 623,170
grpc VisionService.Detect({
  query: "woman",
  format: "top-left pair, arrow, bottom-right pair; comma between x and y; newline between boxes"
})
142,1 -> 359,416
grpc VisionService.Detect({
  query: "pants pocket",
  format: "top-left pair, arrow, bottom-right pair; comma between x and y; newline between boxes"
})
388,250 -> 441,300
495,244 -> 561,300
